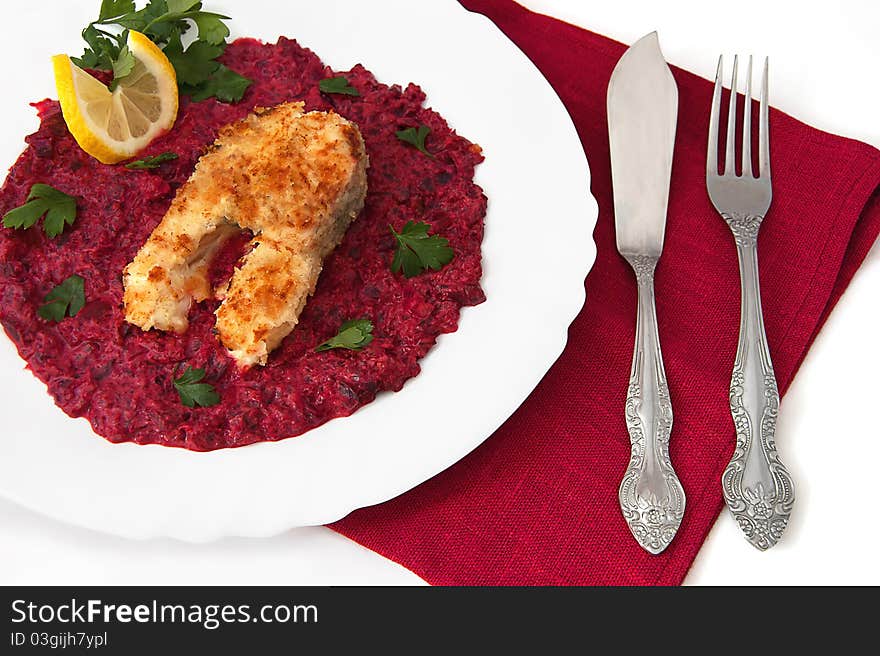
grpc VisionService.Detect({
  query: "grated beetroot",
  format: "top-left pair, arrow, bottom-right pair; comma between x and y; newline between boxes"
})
0,38 -> 486,450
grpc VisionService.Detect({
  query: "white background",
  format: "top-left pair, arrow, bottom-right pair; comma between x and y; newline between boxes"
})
1,0 -> 878,585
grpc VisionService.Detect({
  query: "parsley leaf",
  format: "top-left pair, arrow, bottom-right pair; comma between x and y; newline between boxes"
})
192,12 -> 230,45
110,43 -> 136,90
117,2 -> 227,46
99,0 -> 136,21
72,24 -> 122,70
172,366 -> 220,408
115,1 -> 174,39
390,221 -> 454,278
163,30 -> 223,85
183,63 -> 252,102
115,1 -> 195,39
396,125 -> 434,158
3,184 -> 78,239
315,319 -> 374,352
38,275 -> 86,323
166,0 -> 201,13
125,151 -> 179,169
319,76 -> 359,96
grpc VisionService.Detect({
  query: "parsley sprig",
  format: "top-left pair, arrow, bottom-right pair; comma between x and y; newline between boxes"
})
315,319 -> 374,352
319,76 -> 359,97
396,125 -> 434,158
390,221 -> 454,278
125,151 -> 179,169
172,366 -> 220,407
73,1 -> 251,103
3,184 -> 78,238
38,275 -> 86,322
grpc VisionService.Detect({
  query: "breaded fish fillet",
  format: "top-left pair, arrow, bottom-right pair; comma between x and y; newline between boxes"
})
123,101 -> 368,367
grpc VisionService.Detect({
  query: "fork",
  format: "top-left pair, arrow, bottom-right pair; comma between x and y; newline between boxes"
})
706,55 -> 795,550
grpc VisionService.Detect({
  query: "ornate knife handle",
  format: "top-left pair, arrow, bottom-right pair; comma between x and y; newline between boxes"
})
618,255 -> 685,554
721,219 -> 795,550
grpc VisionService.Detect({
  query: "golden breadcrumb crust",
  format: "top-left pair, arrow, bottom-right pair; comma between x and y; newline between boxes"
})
122,102 -> 369,367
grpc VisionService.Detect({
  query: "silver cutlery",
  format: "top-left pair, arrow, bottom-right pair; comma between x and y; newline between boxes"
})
608,32 -> 685,554
706,55 -> 795,550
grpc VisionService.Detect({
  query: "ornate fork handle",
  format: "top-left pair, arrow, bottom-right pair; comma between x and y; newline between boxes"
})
721,214 -> 795,550
618,255 -> 685,554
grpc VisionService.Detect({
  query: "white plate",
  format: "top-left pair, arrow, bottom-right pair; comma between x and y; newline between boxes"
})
0,0 -> 597,541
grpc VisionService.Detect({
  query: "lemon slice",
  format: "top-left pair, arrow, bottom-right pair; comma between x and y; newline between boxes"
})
52,31 -> 178,165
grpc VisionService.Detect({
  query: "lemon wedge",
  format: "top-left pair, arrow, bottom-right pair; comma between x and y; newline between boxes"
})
52,31 -> 178,165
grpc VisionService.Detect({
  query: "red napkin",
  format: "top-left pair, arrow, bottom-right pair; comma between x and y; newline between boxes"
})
332,0 -> 880,584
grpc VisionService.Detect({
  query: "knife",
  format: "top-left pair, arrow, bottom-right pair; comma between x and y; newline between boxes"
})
607,32 -> 685,554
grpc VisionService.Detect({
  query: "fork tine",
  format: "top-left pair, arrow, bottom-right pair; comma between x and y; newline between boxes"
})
742,56 -> 753,177
724,55 -> 738,176
759,57 -> 770,177
707,55 -> 723,177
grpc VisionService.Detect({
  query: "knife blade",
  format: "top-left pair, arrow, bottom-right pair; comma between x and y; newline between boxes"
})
607,32 -> 685,554
609,32 -> 677,258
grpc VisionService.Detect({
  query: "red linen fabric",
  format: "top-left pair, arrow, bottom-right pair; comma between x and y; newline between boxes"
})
332,0 -> 880,584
